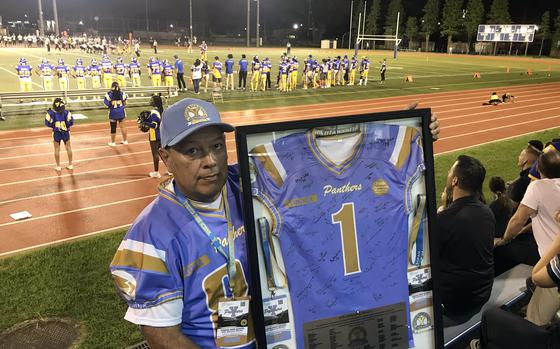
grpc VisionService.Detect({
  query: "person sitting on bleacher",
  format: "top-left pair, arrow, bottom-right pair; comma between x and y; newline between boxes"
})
497,149 -> 560,326
437,155 -> 495,326
507,140 -> 543,205
471,211 -> 560,349
493,141 -> 543,276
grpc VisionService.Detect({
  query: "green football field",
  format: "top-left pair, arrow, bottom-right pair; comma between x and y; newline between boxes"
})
1,46 -> 559,348
0,44 -> 559,130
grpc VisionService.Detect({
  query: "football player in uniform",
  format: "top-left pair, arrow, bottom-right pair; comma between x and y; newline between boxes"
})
326,57 -> 333,88
129,57 -> 142,87
147,57 -> 162,87
37,58 -> 55,91
73,58 -> 87,92
290,57 -> 299,91
162,60 -> 175,87
199,40 -> 208,61
250,56 -> 261,92
224,54 -> 235,91
359,56 -> 370,86
341,55 -> 349,86
16,57 -> 33,92
260,57 -> 271,91
302,55 -> 313,90
211,56 -> 223,88
278,57 -> 289,92
88,59 -> 102,89
114,57 -> 128,88
56,58 -> 70,91
101,55 -> 114,89
348,55 -> 357,86
379,58 -> 387,85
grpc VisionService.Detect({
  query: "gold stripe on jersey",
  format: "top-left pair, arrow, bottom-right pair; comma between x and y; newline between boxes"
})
250,145 -> 285,187
182,254 -> 211,278
396,128 -> 419,170
111,249 -> 169,274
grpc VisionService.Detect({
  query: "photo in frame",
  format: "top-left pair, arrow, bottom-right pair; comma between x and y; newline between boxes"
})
235,109 -> 443,349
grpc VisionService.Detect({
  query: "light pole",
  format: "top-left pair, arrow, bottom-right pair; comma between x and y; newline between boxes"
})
52,0 -> 59,35
189,0 -> 193,41
246,0 -> 250,47
145,0 -> 149,32
38,0 -> 44,36
256,0 -> 260,47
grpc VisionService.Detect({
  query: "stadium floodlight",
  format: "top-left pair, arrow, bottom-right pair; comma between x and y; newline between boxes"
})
78,20 -> 83,26
169,24 -> 174,29
293,24 -> 299,30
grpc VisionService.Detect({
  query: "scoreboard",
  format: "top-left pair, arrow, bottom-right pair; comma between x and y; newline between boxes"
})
477,24 -> 537,43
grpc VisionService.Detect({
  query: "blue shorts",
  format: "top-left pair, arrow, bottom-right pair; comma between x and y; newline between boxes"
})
53,131 -> 70,143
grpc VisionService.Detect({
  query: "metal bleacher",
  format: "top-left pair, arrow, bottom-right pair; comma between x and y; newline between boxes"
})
443,264 -> 533,348
0,86 -> 179,120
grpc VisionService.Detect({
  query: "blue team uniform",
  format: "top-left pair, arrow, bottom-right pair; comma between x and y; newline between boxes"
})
250,124 -> 425,348
238,59 -> 248,73
141,109 -> 162,142
45,109 -> 73,143
225,59 -> 235,74
110,168 -> 255,349
104,90 -> 128,120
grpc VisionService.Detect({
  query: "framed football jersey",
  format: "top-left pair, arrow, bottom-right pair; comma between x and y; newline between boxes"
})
236,109 -> 443,349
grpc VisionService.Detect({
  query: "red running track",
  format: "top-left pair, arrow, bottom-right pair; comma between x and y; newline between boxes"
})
1,82 -> 559,256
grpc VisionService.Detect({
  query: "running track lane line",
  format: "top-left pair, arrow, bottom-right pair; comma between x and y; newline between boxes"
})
1,84 -> 559,256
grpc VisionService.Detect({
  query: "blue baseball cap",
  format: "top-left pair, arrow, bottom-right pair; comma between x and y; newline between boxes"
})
161,98 -> 234,148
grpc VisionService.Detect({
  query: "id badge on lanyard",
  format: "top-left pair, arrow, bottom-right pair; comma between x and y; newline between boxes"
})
178,186 -> 252,347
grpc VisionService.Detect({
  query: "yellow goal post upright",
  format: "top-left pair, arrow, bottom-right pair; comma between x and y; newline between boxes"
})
354,9 -> 402,60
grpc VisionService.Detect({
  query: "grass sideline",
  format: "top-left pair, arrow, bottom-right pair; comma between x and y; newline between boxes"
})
1,127 -> 558,348
0,46 -> 559,130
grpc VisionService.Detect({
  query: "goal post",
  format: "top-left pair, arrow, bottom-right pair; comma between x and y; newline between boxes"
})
355,12 -> 401,59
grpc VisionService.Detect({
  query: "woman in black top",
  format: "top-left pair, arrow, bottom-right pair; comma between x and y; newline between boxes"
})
488,176 -> 515,238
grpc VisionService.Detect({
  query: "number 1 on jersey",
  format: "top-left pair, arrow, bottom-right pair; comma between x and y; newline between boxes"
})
331,202 -> 361,275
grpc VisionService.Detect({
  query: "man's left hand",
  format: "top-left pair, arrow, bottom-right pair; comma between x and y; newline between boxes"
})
405,101 -> 440,141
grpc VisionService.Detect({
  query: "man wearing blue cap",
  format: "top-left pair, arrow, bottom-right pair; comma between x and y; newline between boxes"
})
110,98 -> 441,348
110,98 -> 255,349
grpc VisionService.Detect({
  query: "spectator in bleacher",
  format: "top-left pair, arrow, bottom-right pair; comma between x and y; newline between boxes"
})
506,140 -> 543,205
437,155 -> 495,325
104,82 -> 128,147
45,98 -> 74,174
497,149 -> 560,326
470,210 -> 560,349
488,177 -> 516,239
493,141 -> 543,276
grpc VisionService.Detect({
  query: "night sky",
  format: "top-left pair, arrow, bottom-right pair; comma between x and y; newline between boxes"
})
0,0 -> 558,37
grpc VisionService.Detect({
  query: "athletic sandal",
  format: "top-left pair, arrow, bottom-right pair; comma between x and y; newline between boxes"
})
108,142 -> 116,147
121,140 -> 129,145
149,171 -> 161,178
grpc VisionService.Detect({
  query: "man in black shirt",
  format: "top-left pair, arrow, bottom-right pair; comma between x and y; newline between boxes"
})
437,155 -> 495,325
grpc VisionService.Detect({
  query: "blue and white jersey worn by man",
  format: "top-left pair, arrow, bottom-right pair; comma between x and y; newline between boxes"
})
110,98 -> 256,349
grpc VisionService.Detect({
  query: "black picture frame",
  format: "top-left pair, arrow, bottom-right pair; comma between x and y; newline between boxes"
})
235,108 -> 443,349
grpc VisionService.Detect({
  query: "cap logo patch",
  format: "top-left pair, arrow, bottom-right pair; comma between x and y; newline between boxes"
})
184,104 -> 210,126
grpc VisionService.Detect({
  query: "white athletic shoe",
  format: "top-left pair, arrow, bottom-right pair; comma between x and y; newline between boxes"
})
55,166 -> 62,173
149,171 -> 162,178
66,165 -> 74,170
121,140 -> 129,145
108,142 -> 116,147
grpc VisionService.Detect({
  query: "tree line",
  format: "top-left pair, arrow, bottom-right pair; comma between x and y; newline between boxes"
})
352,0 -> 560,56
